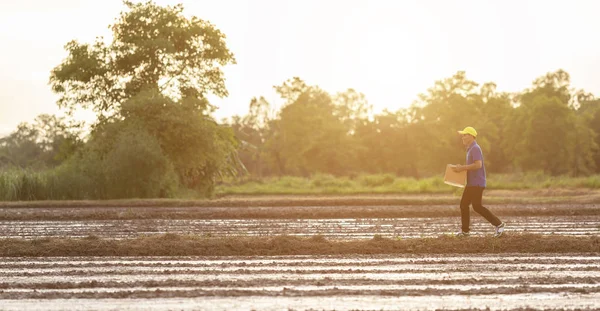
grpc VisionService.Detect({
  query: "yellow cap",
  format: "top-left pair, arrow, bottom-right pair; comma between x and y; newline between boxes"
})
458,126 -> 477,137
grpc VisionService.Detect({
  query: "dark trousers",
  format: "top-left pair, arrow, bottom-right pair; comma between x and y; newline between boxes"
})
460,186 -> 502,233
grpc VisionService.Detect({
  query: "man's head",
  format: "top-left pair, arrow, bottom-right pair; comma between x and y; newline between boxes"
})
458,126 -> 477,146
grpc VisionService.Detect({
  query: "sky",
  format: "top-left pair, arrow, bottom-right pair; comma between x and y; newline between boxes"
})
1,0 -> 599,135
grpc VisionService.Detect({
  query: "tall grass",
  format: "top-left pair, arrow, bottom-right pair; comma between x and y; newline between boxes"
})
0,163 -> 171,201
216,172 -> 600,196
0,169 -> 86,201
214,174 -> 457,196
4,169 -> 600,201
216,174 -> 445,196
0,170 -> 47,201
487,171 -> 600,189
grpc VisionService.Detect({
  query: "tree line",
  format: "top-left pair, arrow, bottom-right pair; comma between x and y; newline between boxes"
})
230,70 -> 600,178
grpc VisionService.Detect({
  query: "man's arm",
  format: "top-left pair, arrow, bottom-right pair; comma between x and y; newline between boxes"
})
453,161 -> 482,172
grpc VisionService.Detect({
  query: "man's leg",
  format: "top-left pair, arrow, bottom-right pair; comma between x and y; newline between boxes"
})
460,187 -> 474,233
471,187 -> 502,226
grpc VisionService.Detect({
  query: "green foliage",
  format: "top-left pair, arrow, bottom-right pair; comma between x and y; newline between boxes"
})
263,78 -> 359,176
0,114 -> 82,169
576,98 -> 600,174
310,174 -> 353,188
119,89 -> 240,196
230,97 -> 271,177
0,131 -> 178,201
5,169 -> 600,201
215,174 -> 451,196
215,173 -> 600,196
50,1 -> 235,118
358,174 -> 395,187
582,175 -> 600,188
49,156 -> 102,200
228,69 -> 599,180
26,1 -> 238,199
517,95 -> 574,175
486,171 -> 600,190
103,126 -> 178,199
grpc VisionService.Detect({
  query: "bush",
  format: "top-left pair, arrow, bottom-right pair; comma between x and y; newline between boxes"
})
311,173 -> 352,188
51,150 -> 106,200
103,127 -> 178,199
358,174 -> 396,187
583,176 -> 600,188
0,126 -> 181,201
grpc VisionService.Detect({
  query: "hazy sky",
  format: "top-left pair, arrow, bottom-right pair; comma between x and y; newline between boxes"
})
1,0 -> 599,135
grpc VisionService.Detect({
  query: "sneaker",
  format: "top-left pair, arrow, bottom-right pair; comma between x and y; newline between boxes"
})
494,222 -> 506,238
455,231 -> 470,237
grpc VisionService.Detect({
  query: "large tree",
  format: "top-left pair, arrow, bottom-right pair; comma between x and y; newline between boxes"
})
265,78 -> 357,176
48,1 -> 238,197
408,72 -> 487,174
50,0 -> 235,120
507,70 -> 597,175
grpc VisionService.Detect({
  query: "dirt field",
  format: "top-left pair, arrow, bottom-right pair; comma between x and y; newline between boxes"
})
1,215 -> 598,239
0,255 -> 599,310
1,194 -> 599,310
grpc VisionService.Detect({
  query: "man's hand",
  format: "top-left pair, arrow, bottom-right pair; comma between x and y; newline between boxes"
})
452,165 -> 464,173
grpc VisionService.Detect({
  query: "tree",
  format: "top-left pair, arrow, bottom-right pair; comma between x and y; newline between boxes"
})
478,84 -> 513,172
235,70 -> 600,179
354,110 -> 421,177
333,89 -> 372,134
50,1 -> 235,120
89,89 -> 240,196
576,97 -> 600,174
265,78 -> 358,176
0,114 -> 81,169
47,1 -> 238,197
516,95 -> 574,175
509,70 -> 597,176
231,97 -> 271,177
528,69 -> 572,106
409,72 -> 485,174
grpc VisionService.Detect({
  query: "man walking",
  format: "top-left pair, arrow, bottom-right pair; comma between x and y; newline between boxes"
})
453,126 -> 505,237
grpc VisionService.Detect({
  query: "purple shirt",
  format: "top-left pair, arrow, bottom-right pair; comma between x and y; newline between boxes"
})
466,141 -> 486,187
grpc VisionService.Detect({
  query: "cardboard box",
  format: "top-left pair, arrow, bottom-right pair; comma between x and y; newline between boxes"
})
444,164 -> 466,188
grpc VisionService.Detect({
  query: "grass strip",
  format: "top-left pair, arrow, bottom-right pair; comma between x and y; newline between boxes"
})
1,234 -> 598,257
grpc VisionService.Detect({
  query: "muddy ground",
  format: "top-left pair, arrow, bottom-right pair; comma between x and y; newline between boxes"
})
1,203 -> 599,221
0,255 -> 598,310
1,215 -> 598,239
1,194 -> 599,310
